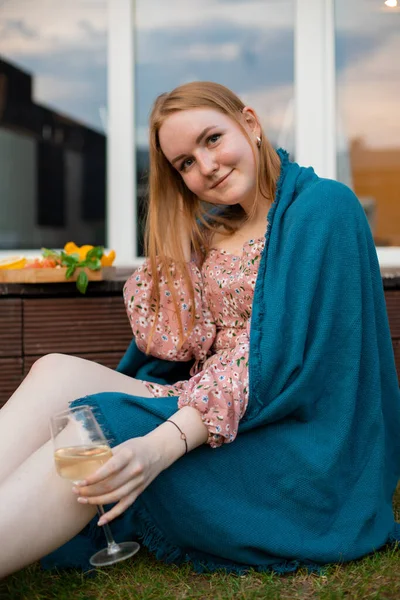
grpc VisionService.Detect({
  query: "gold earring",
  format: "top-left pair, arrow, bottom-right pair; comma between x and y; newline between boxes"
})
256,136 -> 262,148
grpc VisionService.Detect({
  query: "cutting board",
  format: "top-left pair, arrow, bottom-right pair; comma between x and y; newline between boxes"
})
0,266 -> 116,284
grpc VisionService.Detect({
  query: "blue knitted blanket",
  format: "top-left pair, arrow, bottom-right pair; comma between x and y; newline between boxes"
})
43,150 -> 400,574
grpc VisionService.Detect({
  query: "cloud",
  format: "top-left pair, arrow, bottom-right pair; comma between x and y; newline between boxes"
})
32,75 -> 106,132
336,27 -> 399,72
78,19 -> 107,44
0,19 -> 38,40
136,0 -> 293,31
136,22 -> 294,126
337,34 -> 400,148
0,0 -> 106,54
0,6 -> 107,131
180,43 -> 241,62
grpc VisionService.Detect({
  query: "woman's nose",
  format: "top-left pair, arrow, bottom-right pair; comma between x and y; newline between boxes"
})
197,152 -> 218,176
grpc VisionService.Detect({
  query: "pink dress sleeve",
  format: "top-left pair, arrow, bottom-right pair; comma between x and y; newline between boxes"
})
176,330 -> 250,448
123,258 -> 216,365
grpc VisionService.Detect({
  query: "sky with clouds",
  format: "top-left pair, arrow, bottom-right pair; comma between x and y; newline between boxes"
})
0,0 -> 399,149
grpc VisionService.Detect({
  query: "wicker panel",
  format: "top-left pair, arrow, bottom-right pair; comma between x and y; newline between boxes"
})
0,299 -> 22,357
385,290 -> 400,338
24,351 -> 125,376
0,357 -> 23,407
23,297 -> 132,355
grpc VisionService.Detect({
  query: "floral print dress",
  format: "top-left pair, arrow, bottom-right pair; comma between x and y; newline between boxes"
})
123,237 -> 265,448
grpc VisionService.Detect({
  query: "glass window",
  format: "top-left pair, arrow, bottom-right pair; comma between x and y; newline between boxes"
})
335,0 -> 400,246
0,0 -> 107,250
134,0 -> 295,255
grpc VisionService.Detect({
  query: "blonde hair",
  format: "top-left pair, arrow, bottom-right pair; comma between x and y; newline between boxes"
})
144,81 -> 281,353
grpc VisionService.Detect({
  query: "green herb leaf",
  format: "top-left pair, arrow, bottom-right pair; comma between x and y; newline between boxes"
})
83,258 -> 101,271
76,270 -> 88,294
61,252 -> 80,266
86,246 -> 104,260
65,265 -> 76,279
41,248 -> 61,260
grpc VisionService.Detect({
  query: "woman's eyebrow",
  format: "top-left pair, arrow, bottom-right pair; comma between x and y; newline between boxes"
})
171,125 -> 217,165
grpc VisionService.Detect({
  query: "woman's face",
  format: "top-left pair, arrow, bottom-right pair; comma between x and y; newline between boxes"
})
158,107 -> 261,211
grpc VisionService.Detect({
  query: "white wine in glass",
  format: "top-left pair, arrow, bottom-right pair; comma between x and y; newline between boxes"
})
54,444 -> 113,482
50,405 -> 140,567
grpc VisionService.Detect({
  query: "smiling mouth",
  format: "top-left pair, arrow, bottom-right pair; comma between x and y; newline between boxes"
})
211,170 -> 233,189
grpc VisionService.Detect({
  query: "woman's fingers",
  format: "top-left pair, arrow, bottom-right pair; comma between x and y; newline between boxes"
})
77,447 -> 134,486
77,476 -> 142,506
74,462 -> 143,497
97,492 -> 142,525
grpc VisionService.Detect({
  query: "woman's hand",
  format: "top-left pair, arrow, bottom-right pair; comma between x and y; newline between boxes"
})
72,436 -> 166,525
73,407 -> 208,525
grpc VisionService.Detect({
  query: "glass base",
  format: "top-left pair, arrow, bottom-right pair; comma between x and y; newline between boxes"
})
89,541 -> 140,567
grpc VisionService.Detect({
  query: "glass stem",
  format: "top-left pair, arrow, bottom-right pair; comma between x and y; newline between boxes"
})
97,505 -> 120,554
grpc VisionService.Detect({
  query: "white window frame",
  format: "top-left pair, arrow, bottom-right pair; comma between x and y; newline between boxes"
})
295,0 -> 336,180
294,0 -> 399,267
107,0 -> 138,265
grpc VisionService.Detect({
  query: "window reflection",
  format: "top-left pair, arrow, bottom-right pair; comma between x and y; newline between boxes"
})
135,0 -> 294,255
0,0 -> 107,250
335,0 -> 400,246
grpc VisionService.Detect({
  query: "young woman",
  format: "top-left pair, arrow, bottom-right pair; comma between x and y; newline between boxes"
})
0,81 -> 399,578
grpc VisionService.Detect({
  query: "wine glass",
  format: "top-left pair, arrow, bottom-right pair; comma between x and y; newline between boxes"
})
50,405 -> 140,567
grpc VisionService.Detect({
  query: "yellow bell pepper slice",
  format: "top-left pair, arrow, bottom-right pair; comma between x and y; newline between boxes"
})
64,242 -> 79,255
64,242 -> 94,261
0,256 -> 27,270
101,250 -> 116,267
77,245 -> 94,261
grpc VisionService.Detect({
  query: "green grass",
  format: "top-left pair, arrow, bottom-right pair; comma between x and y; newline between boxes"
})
3,485 -> 400,600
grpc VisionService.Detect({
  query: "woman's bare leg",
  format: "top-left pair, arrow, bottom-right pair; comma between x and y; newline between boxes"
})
0,437 -> 98,579
0,353 -> 153,484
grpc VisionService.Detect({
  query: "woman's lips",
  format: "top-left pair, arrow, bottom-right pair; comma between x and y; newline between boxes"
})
211,170 -> 233,189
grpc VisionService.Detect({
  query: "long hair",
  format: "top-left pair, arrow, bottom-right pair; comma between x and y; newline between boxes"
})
144,81 -> 281,353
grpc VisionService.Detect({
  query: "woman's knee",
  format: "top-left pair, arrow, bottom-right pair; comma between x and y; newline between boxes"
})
29,353 -> 73,377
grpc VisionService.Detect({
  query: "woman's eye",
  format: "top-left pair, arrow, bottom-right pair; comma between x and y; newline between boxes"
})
208,133 -> 221,144
180,158 -> 193,171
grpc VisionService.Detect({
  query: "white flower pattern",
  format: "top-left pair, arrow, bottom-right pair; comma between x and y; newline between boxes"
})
123,237 -> 265,448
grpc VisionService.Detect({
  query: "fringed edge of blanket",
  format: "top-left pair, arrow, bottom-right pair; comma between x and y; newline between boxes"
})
73,494 -> 325,576
83,498 -> 400,578
132,504 -> 400,577
119,501 -> 326,576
